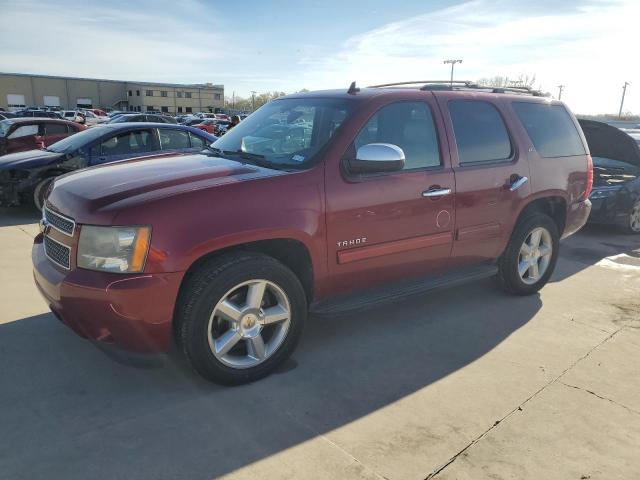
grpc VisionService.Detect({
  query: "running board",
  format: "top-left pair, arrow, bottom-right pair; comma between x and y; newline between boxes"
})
310,264 -> 498,316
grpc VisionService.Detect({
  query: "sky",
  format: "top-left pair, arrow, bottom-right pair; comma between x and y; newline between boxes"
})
0,0 -> 638,114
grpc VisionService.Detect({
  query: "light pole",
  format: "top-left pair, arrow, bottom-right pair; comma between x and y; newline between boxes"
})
619,82 -> 630,118
250,90 -> 256,112
443,59 -> 462,88
557,85 -> 565,100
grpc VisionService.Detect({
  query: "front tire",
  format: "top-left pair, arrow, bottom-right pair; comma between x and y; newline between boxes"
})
498,213 -> 559,295
627,201 -> 640,234
176,253 -> 307,385
32,177 -> 55,211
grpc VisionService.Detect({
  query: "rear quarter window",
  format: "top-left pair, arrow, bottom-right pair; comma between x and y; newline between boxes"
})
512,102 -> 585,157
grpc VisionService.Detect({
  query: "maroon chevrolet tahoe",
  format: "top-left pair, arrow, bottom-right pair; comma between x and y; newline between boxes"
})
32,82 -> 593,384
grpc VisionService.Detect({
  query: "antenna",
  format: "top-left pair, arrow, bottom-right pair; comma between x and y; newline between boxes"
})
347,81 -> 359,95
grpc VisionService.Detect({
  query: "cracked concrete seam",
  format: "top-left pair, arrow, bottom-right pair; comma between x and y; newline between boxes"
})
424,326 -> 627,480
559,381 -> 640,416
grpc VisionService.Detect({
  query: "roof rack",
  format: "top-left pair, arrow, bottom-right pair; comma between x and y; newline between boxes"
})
366,80 -> 549,97
367,80 -> 474,88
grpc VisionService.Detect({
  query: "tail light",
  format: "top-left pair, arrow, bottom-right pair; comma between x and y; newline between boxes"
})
583,154 -> 593,200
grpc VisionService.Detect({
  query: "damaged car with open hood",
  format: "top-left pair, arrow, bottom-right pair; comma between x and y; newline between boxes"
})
578,119 -> 640,233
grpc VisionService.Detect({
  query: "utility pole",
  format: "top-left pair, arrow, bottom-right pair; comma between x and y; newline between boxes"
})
619,82 -> 630,118
232,91 -> 235,110
443,59 -> 462,88
557,85 -> 565,100
250,91 -> 256,111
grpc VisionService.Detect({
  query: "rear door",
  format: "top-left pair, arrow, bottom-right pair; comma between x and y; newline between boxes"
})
435,94 -> 531,267
158,128 -> 201,154
42,122 -> 70,146
325,96 -> 455,296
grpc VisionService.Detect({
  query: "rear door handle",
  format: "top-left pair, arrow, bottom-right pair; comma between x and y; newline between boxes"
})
422,187 -> 452,198
509,175 -> 528,192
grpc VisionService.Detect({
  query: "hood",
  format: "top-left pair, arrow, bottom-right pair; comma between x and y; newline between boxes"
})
578,119 -> 640,167
49,153 -> 281,220
0,149 -> 64,170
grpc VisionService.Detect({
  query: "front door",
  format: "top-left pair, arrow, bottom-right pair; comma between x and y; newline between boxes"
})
90,128 -> 160,165
435,95 -> 531,267
325,98 -> 455,297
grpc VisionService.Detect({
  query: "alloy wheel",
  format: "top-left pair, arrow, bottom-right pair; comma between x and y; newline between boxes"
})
518,227 -> 553,285
207,279 -> 291,369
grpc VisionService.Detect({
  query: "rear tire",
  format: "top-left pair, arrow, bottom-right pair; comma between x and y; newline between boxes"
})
498,213 -> 559,295
175,253 -> 307,385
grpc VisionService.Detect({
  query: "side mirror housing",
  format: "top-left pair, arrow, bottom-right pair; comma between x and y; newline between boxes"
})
350,143 -> 405,174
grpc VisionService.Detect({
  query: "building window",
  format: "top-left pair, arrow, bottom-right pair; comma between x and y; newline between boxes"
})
146,90 -> 154,96
147,106 -> 154,112
176,91 -> 183,98
161,106 -> 169,113
136,90 -> 140,96
161,91 -> 168,97
177,106 -> 183,113
186,107 -> 192,113
214,93 -> 221,100
128,90 -> 132,97
185,92 -> 192,99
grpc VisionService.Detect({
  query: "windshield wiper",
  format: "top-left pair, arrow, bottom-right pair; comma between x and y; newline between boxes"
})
204,147 -> 288,170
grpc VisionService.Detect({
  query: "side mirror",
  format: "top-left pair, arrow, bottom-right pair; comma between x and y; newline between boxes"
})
350,143 -> 405,174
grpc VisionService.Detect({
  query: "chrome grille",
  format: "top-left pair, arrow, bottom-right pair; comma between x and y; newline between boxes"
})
44,235 -> 71,270
44,207 -> 75,236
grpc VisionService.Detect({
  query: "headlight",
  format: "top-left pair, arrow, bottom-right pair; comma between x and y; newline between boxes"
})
77,226 -> 151,273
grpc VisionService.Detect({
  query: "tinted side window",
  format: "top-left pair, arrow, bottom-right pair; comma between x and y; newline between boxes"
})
512,102 -> 585,157
353,102 -> 440,171
449,100 -> 512,164
45,123 -> 67,135
159,129 -> 190,150
189,132 -> 207,149
99,129 -> 155,156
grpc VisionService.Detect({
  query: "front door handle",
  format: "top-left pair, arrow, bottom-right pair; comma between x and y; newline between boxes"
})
422,187 -> 452,198
509,175 -> 528,192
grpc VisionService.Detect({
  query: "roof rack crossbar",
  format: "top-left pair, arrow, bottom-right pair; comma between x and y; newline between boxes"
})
367,80 -> 474,88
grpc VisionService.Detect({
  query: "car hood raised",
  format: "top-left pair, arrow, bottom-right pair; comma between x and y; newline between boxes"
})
0,149 -> 64,170
578,119 -> 640,167
49,153 -> 281,220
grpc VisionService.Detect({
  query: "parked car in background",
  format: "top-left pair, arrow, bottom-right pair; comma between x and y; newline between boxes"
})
108,113 -> 177,124
579,119 -> 640,233
16,110 -> 62,119
0,111 -> 18,120
33,84 -> 592,384
214,121 -> 231,136
90,109 -> 108,117
0,117 -> 85,156
192,118 -> 217,134
61,110 -> 101,126
0,122 -> 214,209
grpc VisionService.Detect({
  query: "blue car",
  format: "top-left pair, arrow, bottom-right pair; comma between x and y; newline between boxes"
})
0,123 -> 216,209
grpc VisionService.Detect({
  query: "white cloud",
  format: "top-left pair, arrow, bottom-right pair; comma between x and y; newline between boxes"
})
0,0 -> 230,83
299,0 -> 639,114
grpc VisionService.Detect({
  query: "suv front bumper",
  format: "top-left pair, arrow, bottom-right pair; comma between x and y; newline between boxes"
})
32,234 -> 184,352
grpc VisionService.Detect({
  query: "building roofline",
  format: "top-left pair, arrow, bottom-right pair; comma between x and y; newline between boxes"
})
0,72 -> 223,90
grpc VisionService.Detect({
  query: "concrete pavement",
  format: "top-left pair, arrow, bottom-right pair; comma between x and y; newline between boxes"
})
0,207 -> 638,480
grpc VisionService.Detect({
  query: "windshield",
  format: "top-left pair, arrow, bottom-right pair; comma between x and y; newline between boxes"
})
211,97 -> 353,168
47,126 -> 110,153
0,120 -> 10,137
